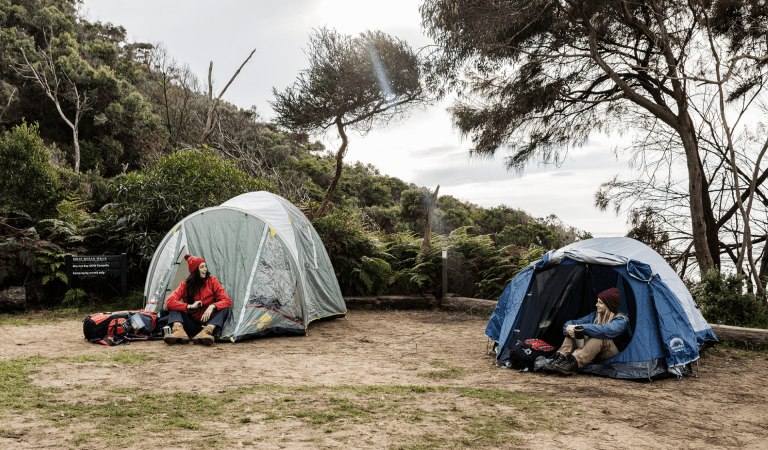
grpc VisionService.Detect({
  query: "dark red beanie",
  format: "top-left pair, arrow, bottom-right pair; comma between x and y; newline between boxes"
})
598,287 -> 621,313
184,254 -> 205,275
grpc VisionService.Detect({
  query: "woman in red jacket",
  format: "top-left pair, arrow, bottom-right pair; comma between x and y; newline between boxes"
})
163,254 -> 232,346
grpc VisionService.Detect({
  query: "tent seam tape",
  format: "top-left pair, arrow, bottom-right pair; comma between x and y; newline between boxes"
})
233,225 -> 270,337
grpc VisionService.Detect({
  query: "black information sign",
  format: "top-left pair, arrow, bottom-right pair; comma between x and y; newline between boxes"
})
66,253 -> 128,296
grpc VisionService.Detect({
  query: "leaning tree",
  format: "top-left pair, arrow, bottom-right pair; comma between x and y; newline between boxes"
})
421,0 -> 768,280
272,27 -> 431,218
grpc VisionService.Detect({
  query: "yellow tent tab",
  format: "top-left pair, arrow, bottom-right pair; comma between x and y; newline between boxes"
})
288,216 -> 292,224
174,226 -> 180,233
249,313 -> 273,330
269,227 -> 277,237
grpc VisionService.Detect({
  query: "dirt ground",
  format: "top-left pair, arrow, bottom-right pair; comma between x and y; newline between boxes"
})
1,308 -> 767,449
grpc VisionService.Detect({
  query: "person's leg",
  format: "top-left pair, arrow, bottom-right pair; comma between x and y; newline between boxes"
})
205,307 -> 230,331
165,310 -> 193,344
595,339 -> 620,362
570,337 -> 606,368
177,312 -> 203,337
553,337 -> 602,375
543,336 -> 575,373
191,307 -> 229,346
556,336 -> 576,356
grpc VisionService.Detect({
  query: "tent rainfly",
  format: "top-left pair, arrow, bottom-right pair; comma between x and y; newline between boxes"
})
143,191 -> 346,341
486,237 -> 717,379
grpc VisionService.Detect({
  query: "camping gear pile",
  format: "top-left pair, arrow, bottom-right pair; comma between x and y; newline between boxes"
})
83,310 -> 166,345
486,237 -> 718,379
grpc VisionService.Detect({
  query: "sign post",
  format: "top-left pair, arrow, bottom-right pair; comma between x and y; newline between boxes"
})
441,249 -> 448,307
66,253 -> 128,297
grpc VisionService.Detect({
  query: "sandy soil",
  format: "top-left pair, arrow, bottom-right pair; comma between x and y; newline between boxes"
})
1,309 -> 767,449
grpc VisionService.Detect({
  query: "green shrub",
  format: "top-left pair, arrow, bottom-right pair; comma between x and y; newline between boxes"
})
94,147 -> 274,262
496,222 -> 559,249
691,268 -> 768,329
312,208 -> 389,295
0,122 -> 64,220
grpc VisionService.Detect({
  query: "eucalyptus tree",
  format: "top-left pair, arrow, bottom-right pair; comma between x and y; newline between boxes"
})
421,0 -> 768,277
272,27 -> 430,218
17,30 -> 91,174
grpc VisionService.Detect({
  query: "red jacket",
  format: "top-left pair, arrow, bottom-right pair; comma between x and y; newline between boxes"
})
166,276 -> 233,322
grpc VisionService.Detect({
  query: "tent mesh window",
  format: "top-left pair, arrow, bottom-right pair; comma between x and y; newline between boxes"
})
248,235 -> 302,321
508,261 -> 636,353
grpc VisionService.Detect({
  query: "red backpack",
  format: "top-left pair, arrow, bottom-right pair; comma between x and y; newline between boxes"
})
83,311 -> 158,345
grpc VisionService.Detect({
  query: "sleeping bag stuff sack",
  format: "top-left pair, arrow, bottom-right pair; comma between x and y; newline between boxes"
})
83,310 -> 165,345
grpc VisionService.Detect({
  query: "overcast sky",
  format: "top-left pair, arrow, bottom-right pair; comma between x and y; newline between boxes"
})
81,0 -> 638,237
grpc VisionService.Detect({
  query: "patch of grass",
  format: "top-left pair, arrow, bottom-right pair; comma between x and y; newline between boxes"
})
464,413 -> 522,445
0,425 -> 28,438
0,355 -> 565,448
703,347 -> 726,357
425,361 -> 467,379
0,291 -> 146,326
391,432 -> 446,449
0,356 -> 50,411
466,308 -> 493,317
263,412 -> 281,421
729,351 -> 761,360
719,340 -> 768,353
0,309 -> 80,325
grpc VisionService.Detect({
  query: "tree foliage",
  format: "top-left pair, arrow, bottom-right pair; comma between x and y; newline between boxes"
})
0,122 -> 63,219
272,27 -> 430,217
95,148 -> 274,262
0,1 -> 598,305
691,268 -> 768,327
421,0 -> 768,278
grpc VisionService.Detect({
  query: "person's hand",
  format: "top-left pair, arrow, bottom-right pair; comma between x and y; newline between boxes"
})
201,305 -> 215,323
187,301 -> 203,311
566,325 -> 576,338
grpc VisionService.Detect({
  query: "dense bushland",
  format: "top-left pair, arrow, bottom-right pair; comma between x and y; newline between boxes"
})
691,269 -> 768,329
0,0 -> 591,308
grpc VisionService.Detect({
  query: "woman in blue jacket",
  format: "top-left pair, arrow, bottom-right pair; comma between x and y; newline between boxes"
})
545,287 -> 629,375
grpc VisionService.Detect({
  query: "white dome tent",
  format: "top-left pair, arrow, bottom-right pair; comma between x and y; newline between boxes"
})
143,191 -> 346,341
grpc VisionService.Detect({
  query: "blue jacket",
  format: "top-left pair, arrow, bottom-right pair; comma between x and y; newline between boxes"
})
563,312 -> 630,340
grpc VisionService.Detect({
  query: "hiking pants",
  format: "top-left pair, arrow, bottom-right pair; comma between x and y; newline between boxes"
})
558,335 -> 620,368
169,307 -> 230,337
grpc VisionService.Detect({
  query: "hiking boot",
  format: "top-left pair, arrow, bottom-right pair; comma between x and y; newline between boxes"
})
554,355 -> 579,376
191,325 -> 216,346
542,353 -> 567,373
164,322 -> 190,345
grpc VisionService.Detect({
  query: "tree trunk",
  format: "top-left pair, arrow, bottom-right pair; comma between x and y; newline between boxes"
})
72,127 -> 80,174
679,125 -> 716,274
315,118 -> 348,218
0,286 -> 25,311
421,185 -> 439,253
709,324 -> 768,346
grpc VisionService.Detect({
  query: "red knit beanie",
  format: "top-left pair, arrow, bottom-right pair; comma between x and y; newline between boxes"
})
598,287 -> 621,313
184,254 -> 205,275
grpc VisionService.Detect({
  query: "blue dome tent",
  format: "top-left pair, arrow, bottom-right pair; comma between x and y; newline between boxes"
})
486,237 -> 717,379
